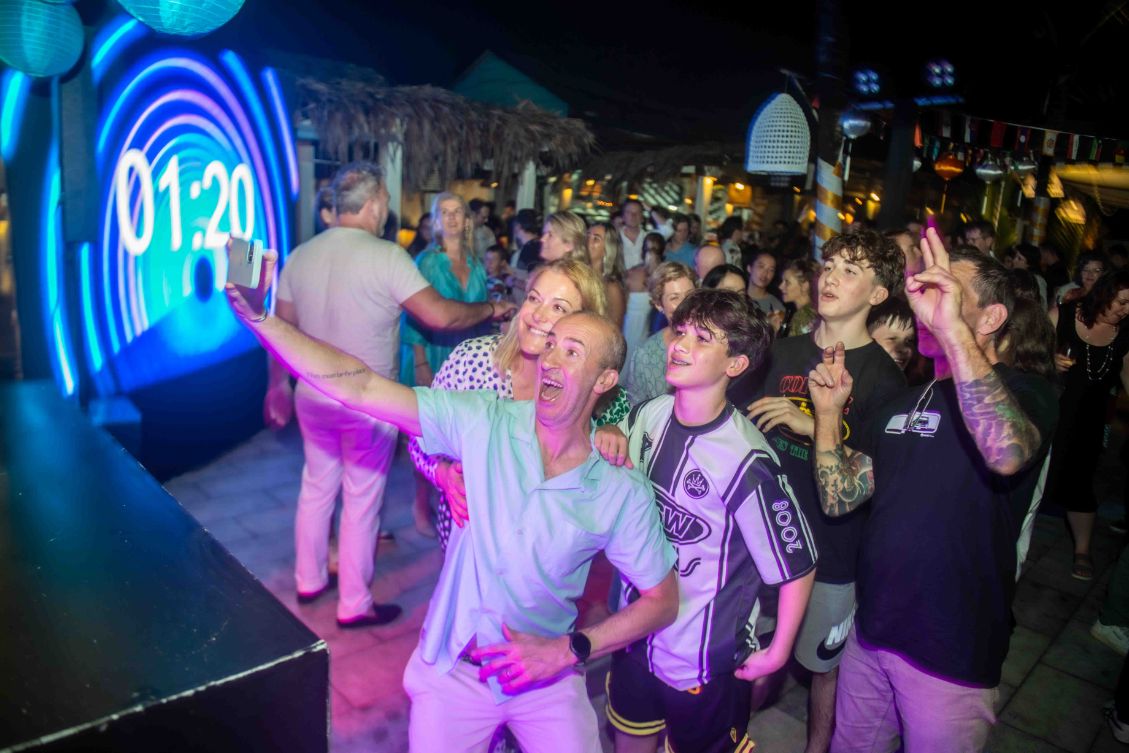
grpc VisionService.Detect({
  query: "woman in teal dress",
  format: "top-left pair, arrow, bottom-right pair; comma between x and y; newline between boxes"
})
399,192 -> 488,536
399,192 -> 489,387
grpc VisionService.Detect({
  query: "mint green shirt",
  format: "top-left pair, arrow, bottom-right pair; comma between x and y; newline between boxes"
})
414,388 -> 676,701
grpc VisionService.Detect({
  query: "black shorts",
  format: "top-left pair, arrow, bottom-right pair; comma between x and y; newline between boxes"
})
605,650 -> 754,753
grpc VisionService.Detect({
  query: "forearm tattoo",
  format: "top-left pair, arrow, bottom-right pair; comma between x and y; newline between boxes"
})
306,367 -> 366,380
955,371 -> 1040,473
814,445 -> 875,517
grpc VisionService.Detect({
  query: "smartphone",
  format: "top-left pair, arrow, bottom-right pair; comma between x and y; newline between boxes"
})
226,237 -> 263,288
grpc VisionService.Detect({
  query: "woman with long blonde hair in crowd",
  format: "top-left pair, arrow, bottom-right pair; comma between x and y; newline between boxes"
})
587,221 -> 627,327
399,191 -> 487,536
539,211 -> 589,264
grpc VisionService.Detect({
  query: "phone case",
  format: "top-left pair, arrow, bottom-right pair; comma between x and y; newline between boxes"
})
226,238 -> 262,288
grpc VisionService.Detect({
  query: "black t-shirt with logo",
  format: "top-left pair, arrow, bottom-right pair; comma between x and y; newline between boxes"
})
855,365 -> 1058,687
757,334 -> 905,584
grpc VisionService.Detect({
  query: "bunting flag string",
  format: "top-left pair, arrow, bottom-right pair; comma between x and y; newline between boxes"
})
917,110 -> 1129,166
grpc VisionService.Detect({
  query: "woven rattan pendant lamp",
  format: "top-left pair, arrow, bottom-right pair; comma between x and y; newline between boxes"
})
744,92 -> 811,181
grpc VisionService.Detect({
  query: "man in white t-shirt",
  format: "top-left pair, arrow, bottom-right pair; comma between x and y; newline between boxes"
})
619,199 -> 647,271
265,162 -> 514,628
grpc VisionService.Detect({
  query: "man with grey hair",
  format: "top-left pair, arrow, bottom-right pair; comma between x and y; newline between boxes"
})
264,161 -> 514,628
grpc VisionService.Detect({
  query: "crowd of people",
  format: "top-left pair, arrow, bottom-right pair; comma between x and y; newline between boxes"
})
233,160 -> 1129,752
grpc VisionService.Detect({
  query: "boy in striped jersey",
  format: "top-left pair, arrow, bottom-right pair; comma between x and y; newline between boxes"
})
595,289 -> 817,753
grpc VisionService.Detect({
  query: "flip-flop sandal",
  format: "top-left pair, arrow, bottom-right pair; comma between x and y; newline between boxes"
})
1072,554 -> 1094,581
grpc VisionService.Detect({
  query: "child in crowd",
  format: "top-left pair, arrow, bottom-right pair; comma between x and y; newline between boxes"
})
484,245 -> 510,297
745,229 -> 905,753
596,289 -> 817,753
866,296 -> 916,372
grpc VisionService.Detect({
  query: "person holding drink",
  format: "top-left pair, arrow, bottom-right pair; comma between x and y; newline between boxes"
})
1045,269 -> 1129,580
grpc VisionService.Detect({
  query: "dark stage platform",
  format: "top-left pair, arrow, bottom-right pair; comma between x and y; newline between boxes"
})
0,382 -> 329,752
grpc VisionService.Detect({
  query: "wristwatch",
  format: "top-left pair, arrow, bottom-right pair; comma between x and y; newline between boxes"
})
568,631 -> 592,665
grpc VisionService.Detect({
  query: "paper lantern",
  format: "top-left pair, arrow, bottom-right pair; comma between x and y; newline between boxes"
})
933,153 -> 964,213
975,158 -> 1005,183
837,109 -> 871,183
933,153 -> 964,182
116,0 -> 245,37
0,0 -> 83,78
745,93 -> 810,175
839,109 -> 871,140
1012,155 -> 1037,176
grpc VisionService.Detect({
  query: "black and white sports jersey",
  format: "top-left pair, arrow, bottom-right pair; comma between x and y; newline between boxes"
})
619,395 -> 817,690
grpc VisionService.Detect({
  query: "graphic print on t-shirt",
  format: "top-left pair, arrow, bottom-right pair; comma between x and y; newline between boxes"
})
884,410 -> 941,436
620,396 -> 817,690
757,336 -> 906,585
771,372 -> 853,461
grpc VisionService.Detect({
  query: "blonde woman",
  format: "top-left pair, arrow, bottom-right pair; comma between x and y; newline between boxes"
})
622,262 -> 697,405
400,191 -> 486,536
588,221 -> 627,327
407,258 -> 631,549
399,192 -> 484,386
539,210 -> 589,263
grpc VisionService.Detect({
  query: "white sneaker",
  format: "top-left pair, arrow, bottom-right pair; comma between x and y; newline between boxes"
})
1105,701 -> 1129,744
1092,619 -> 1129,657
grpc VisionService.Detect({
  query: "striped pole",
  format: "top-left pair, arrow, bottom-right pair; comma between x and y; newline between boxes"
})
814,157 -> 843,261
1028,196 -> 1050,246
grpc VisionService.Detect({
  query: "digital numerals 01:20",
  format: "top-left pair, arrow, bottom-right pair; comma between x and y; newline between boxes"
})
113,149 -> 255,257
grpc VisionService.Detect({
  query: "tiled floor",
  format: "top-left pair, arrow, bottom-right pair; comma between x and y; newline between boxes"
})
164,424 -> 1128,752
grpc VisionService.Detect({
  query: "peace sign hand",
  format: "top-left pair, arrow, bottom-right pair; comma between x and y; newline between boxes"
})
905,228 -> 965,345
808,341 -> 853,416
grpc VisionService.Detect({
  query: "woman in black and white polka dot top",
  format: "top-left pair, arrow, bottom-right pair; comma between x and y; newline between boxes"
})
409,258 -> 631,549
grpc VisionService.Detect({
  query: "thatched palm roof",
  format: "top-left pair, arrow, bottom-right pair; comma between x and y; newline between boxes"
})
581,142 -> 747,184
295,77 -> 595,193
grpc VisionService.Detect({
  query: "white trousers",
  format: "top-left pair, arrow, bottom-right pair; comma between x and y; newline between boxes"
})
403,646 -> 601,753
294,389 -> 398,620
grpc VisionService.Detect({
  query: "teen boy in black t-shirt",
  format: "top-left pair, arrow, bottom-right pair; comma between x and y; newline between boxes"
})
746,230 -> 905,753
809,236 -> 1057,753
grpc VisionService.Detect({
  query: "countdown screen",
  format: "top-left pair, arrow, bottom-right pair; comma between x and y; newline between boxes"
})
89,18 -> 297,392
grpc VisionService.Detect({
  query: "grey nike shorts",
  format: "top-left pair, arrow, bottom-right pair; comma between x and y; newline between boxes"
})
794,581 -> 856,673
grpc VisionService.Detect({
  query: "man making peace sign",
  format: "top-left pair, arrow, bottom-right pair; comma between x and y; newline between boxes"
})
808,229 -> 1058,752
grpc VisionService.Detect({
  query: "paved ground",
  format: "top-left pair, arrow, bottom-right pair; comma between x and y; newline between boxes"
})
164,423 -> 1128,752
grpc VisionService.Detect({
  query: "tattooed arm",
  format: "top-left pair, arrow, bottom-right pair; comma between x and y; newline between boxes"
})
813,423 -> 876,517
907,227 -> 1040,475
808,342 -> 876,516
945,327 -> 1041,476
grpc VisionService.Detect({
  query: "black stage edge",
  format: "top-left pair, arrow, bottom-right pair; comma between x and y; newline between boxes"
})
0,382 -> 329,753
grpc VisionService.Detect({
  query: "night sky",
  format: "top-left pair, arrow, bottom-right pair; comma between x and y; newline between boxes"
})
68,0 -> 1119,143
77,0 -> 1128,142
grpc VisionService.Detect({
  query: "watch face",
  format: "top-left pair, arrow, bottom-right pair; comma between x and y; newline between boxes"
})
570,631 -> 592,662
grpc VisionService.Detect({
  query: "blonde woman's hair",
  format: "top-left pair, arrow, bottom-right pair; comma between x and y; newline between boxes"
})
593,221 -> 626,282
430,192 -> 473,254
648,261 -> 697,308
493,258 -> 608,374
546,211 -> 589,262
